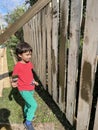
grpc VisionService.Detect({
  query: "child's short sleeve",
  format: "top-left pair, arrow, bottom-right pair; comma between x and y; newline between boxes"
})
12,65 -> 19,76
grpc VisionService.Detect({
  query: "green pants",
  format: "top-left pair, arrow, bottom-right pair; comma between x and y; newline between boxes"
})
20,90 -> 37,121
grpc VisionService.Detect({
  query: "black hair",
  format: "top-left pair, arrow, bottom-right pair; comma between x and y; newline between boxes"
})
16,42 -> 32,61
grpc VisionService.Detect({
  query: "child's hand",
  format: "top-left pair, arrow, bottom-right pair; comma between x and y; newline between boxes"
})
11,79 -> 18,88
33,80 -> 39,86
11,75 -> 18,88
11,81 -> 18,88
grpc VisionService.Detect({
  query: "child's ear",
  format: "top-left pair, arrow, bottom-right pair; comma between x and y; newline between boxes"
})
18,54 -> 22,58
17,54 -> 22,61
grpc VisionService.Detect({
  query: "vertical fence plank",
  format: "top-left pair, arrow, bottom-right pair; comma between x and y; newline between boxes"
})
31,16 -> 39,74
30,19 -> 35,65
0,48 -> 4,97
23,23 -> 27,42
66,0 -> 83,125
37,12 -> 42,80
3,48 -> 10,88
39,12 -> 43,85
23,23 -> 29,43
46,3 -> 52,94
41,8 -> 47,88
58,0 -> 69,112
35,14 -> 39,75
77,0 -> 98,129
52,0 -> 59,103
33,16 -> 38,71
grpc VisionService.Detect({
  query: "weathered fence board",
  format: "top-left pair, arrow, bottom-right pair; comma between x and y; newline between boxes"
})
33,17 -> 38,71
3,48 -> 10,88
38,13 -> 41,81
0,49 -> 4,97
30,19 -> 35,63
52,0 -> 59,103
66,0 -> 83,125
77,0 -> 98,129
0,48 -> 10,97
58,0 -> 69,112
41,9 -> 47,88
35,15 -> 39,74
46,4 -> 52,94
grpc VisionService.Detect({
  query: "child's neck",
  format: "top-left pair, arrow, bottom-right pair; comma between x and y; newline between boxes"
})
20,60 -> 29,64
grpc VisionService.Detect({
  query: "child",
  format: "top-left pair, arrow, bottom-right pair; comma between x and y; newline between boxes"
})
11,42 -> 39,130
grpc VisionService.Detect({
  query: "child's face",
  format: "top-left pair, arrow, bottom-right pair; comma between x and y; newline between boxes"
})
18,51 -> 32,63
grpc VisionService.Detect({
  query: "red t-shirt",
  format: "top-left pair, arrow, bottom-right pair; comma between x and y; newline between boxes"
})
12,61 -> 35,91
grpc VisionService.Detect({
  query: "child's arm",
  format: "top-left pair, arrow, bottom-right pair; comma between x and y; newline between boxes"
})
31,68 -> 39,86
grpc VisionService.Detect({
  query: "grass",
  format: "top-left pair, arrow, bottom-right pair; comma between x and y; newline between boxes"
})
0,87 -> 23,124
0,86 -> 58,124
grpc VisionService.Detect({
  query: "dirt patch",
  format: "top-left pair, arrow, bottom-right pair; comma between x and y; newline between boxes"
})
0,122 -> 65,130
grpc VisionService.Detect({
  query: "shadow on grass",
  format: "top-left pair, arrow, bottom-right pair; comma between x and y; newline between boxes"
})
35,87 -> 74,130
7,70 -> 74,129
0,108 -> 12,130
33,71 -> 74,130
8,87 -> 25,117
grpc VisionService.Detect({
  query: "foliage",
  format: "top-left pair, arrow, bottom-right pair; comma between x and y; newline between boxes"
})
6,35 -> 18,74
25,0 -> 38,6
4,6 -> 26,24
14,28 -> 24,42
4,5 -> 27,42
6,35 -> 19,49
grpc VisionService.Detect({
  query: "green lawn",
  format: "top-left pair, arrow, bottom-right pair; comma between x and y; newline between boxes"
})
0,87 -> 57,124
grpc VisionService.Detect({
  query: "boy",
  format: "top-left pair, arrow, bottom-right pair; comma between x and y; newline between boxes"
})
11,42 -> 39,130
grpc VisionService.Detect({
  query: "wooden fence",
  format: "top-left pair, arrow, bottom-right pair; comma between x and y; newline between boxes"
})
0,0 -> 97,129
23,0 -> 98,130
